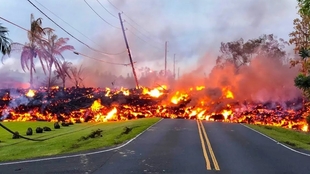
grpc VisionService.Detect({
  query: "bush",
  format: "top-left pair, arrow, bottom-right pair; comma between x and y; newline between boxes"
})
26,128 -> 33,135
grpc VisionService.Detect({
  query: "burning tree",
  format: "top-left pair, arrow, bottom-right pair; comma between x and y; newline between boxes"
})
44,32 -> 74,89
0,24 -> 11,56
54,61 -> 72,88
216,34 -> 288,71
4,14 -> 52,88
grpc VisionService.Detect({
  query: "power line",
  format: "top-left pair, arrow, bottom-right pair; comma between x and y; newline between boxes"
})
73,51 -> 134,66
83,0 -> 121,30
106,0 -> 163,44
124,20 -> 161,47
126,29 -> 161,50
0,17 -> 28,31
33,0 -> 125,55
26,0 -> 121,57
0,16 -> 132,65
96,0 -> 118,19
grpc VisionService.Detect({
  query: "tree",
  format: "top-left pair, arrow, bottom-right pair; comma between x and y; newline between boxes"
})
4,14 -> 52,88
297,0 -> 310,16
44,32 -> 74,89
54,61 -> 72,88
289,1 -> 310,75
290,1 -> 310,99
69,65 -> 85,88
216,34 -> 288,71
0,24 -> 11,56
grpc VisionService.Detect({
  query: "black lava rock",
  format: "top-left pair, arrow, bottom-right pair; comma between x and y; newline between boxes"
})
43,126 -> 51,131
12,131 -> 20,139
36,127 -> 43,133
54,122 -> 60,129
61,122 -> 69,127
26,128 -> 33,136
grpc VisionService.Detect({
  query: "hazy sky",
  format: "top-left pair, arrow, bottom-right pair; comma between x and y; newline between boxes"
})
0,0 -> 299,76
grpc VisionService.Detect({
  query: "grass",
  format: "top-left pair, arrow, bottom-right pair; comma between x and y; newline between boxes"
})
247,124 -> 310,151
0,118 -> 160,162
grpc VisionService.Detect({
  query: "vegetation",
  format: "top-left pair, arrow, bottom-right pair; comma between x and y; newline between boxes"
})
216,34 -> 288,71
54,61 -> 72,88
44,32 -> 74,89
0,24 -> 11,56
248,124 -> 310,151
290,0 -> 310,122
8,14 -> 53,88
0,118 -> 160,162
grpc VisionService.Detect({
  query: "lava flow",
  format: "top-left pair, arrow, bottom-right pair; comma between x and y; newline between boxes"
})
0,85 -> 308,132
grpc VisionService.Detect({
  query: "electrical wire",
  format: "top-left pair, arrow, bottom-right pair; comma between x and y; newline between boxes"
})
83,0 -> 121,30
106,0 -> 163,44
126,29 -> 161,50
96,0 -> 118,19
124,21 -> 159,45
73,51 -> 135,66
27,0 -> 121,57
33,0 -> 126,55
0,16 -> 133,65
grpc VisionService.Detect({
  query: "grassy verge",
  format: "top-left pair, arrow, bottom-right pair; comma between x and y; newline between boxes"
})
0,118 -> 160,162
247,124 -> 310,151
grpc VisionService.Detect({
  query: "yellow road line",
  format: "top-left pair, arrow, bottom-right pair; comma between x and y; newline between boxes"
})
199,120 -> 220,171
197,120 -> 211,170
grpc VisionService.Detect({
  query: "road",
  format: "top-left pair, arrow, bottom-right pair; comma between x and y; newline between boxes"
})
0,119 -> 310,174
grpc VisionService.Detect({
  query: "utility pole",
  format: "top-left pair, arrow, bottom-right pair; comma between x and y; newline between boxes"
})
178,67 -> 180,79
173,54 -> 176,80
165,41 -> 167,77
118,13 -> 139,88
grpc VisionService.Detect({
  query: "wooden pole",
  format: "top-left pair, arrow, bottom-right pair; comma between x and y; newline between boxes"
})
118,13 -> 139,88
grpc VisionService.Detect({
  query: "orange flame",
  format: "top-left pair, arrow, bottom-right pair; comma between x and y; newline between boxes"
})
25,89 -> 35,97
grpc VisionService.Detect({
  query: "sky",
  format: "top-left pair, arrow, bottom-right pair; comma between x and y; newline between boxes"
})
0,0 -> 300,80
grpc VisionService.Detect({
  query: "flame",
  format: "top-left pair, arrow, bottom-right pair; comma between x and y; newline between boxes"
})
301,124 -> 308,132
221,110 -> 232,120
1,84 -> 309,132
91,99 -> 102,112
222,87 -> 234,99
25,89 -> 35,97
171,91 -> 188,104
196,86 -> 205,91
142,86 -> 166,98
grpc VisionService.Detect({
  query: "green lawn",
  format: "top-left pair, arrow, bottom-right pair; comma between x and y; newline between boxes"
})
247,124 -> 310,151
0,118 -> 160,162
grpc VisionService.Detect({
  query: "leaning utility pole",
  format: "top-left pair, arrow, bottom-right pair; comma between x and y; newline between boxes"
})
118,13 -> 139,88
164,41 -> 167,77
173,54 -> 176,80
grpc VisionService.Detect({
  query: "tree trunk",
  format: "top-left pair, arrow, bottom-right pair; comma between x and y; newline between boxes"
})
48,66 -> 51,90
30,58 -> 34,88
62,77 -> 65,88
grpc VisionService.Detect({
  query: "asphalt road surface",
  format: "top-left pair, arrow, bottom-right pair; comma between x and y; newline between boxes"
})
1,119 -> 310,174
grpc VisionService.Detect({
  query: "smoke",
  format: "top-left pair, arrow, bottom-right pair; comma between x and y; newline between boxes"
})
0,1 -> 300,94
0,89 -> 30,120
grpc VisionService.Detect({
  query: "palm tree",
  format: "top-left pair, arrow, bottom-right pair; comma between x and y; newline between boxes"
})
44,32 -> 74,89
0,24 -> 11,56
69,64 -> 85,88
54,61 -> 72,88
4,14 -> 52,88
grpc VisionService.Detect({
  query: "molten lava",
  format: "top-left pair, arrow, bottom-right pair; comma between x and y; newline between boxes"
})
25,89 -> 35,97
0,85 -> 308,132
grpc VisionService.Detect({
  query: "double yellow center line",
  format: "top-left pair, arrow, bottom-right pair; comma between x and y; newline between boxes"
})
197,120 -> 220,171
